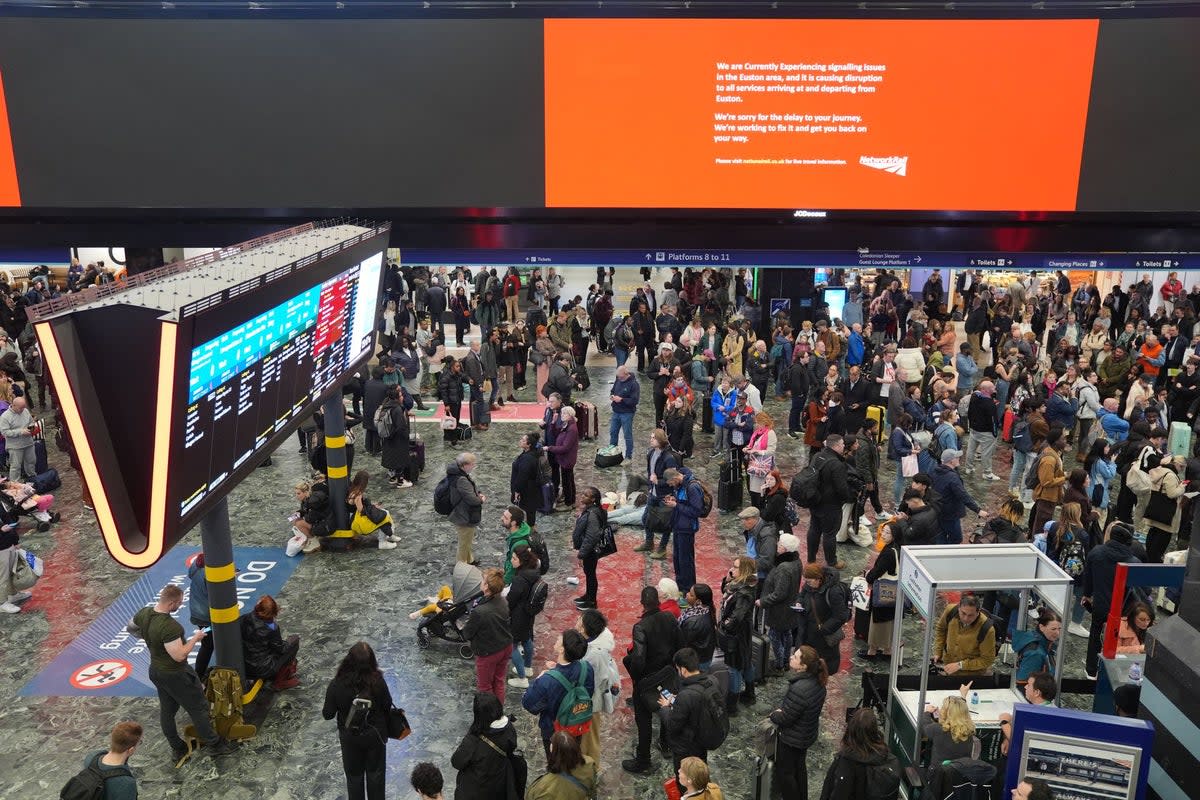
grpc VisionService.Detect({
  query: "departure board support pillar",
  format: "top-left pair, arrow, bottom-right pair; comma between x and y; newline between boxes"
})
200,496 -> 245,678
324,393 -> 351,535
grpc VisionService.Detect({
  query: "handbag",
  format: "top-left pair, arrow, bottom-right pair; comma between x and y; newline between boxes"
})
901,453 -> 919,478
1145,488 -> 1178,526
386,704 -> 411,740
871,578 -> 898,608
813,598 -> 846,649
479,735 -> 526,800
11,548 -> 40,591
594,523 -> 618,559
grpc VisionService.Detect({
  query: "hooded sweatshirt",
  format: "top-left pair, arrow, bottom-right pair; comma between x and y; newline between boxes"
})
582,628 -> 621,714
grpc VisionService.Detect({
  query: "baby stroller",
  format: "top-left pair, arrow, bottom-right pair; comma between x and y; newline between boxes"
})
415,560 -> 484,659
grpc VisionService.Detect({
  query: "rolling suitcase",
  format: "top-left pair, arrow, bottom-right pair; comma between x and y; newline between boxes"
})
1169,421 -> 1192,458
699,391 -> 714,433
1002,409 -> 1016,443
408,440 -> 426,480
854,605 -> 872,642
707,657 -> 731,701
469,398 -> 491,427
718,451 -> 742,512
866,405 -> 886,443
573,401 -> 599,440
750,631 -> 769,685
33,437 -> 48,475
753,755 -> 776,800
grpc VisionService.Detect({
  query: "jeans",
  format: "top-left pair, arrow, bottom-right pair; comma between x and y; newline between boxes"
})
1010,450 -> 1033,491
581,555 -> 599,601
965,430 -> 997,473
475,645 -> 513,703
729,663 -> 755,695
510,638 -> 534,678
613,346 -> 629,367
609,411 -> 635,459
995,381 -> 1010,422
339,729 -> 386,800
788,395 -> 805,433
148,665 -> 218,750
673,530 -> 697,593
777,740 -> 809,800
714,425 -> 731,453
936,516 -> 963,545
892,463 -> 907,508
768,627 -> 795,671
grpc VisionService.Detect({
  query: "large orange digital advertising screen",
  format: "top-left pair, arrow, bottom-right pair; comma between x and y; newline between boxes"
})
0,71 -> 20,206
544,19 -> 1099,210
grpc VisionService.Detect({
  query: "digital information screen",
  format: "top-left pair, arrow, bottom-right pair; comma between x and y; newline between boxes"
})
177,252 -> 381,517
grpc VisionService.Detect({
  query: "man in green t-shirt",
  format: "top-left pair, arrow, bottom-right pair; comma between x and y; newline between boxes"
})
130,584 -> 234,763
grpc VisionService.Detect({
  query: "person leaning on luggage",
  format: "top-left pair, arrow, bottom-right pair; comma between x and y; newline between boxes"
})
932,594 -> 997,677
130,584 -> 236,763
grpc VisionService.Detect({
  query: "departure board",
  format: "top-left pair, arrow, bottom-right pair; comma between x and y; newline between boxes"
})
178,252 -> 382,517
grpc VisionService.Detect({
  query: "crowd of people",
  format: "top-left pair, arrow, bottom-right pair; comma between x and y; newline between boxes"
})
43,263 -> 1195,800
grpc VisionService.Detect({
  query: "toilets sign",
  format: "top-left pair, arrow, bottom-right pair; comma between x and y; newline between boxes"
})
21,546 -> 298,697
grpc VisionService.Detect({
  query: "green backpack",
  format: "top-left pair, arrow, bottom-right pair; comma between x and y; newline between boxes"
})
549,662 -> 593,737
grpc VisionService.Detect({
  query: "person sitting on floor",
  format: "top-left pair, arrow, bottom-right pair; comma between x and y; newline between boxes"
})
240,594 -> 301,690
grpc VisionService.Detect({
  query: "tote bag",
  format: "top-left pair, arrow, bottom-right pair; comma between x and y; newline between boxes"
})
901,453 -> 920,478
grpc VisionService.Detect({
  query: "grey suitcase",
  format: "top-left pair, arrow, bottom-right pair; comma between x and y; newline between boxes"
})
753,755 -> 775,800
470,398 -> 491,426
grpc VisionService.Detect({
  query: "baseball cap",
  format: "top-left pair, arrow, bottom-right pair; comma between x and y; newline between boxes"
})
941,448 -> 964,464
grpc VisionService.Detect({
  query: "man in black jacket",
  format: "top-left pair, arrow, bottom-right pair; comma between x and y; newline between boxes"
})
808,435 -> 855,569
543,354 -> 575,405
787,348 -> 814,437
964,381 -> 1000,480
425,283 -> 446,340
1082,524 -> 1140,678
622,586 -> 682,774
738,507 -> 777,578
897,490 -> 940,546
659,648 -> 722,790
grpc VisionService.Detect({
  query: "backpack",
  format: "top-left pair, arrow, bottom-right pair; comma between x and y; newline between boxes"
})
1025,455 -> 1045,491
549,662 -> 593,736
928,425 -> 947,463
1057,528 -> 1086,578
526,577 -> 549,615
344,693 -> 374,733
790,454 -> 825,508
59,754 -> 132,800
373,405 -> 395,440
945,604 -> 994,644
864,754 -> 902,800
1011,420 -> 1034,454
783,497 -> 801,526
690,478 -> 714,518
574,365 -> 591,390
695,684 -> 730,750
529,529 -> 551,576
433,474 -> 455,516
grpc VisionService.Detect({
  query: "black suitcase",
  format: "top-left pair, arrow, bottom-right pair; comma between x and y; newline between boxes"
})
469,398 -> 491,426
700,391 -> 714,433
854,605 -> 872,642
33,437 -> 48,474
718,479 -> 742,512
444,423 -> 472,444
408,440 -> 426,479
750,631 -> 770,685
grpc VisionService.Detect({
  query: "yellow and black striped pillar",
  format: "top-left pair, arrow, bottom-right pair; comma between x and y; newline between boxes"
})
323,393 -> 351,536
199,495 -> 245,678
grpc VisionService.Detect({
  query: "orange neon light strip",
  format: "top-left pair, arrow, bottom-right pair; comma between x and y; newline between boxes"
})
36,320 -> 176,568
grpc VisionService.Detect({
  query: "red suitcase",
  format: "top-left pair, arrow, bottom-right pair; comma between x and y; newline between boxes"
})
574,401 -> 598,440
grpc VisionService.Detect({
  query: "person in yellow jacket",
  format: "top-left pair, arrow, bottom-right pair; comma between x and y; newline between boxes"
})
933,595 -> 997,677
1031,427 -> 1068,537
524,731 -> 598,800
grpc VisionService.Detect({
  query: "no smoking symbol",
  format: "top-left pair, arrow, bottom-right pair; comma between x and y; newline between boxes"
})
70,660 -> 132,690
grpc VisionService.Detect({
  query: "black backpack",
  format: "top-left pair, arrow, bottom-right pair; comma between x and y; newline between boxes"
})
60,754 -> 132,800
1025,455 -> 1046,491
865,753 -> 902,800
694,684 -> 730,750
529,529 -> 551,576
433,474 -> 455,516
526,577 -> 549,615
790,453 -> 826,508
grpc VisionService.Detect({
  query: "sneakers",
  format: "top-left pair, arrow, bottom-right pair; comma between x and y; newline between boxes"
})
1084,667 -> 1097,681
301,538 -> 321,554
621,759 -> 652,775
574,597 -> 597,609
983,473 -> 1001,481
876,510 -> 895,521
7,591 -> 32,603
1068,622 -> 1090,638
507,677 -> 529,689
632,543 -> 652,553
787,431 -> 801,439
171,743 -> 190,766
649,548 -> 667,560
395,480 -> 414,489
0,601 -> 20,614
378,540 -> 398,550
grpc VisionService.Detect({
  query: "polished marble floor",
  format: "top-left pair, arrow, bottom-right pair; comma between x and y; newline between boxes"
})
0,365 -> 1098,799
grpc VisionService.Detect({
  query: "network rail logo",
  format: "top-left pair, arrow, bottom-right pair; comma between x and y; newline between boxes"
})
859,155 -> 908,177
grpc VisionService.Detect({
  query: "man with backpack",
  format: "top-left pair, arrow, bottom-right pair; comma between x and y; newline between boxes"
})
659,647 -> 726,793
622,586 -> 682,775
661,467 -> 709,593
521,628 -> 595,761
1008,401 -> 1039,494
61,721 -> 141,799
795,435 -> 856,568
933,595 -> 997,677
440,452 -> 484,565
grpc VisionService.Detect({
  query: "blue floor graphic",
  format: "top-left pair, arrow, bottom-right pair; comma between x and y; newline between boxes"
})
21,546 -> 299,697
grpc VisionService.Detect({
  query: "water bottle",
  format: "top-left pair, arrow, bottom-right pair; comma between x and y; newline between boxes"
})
971,691 -> 980,709
1128,662 -> 1143,684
